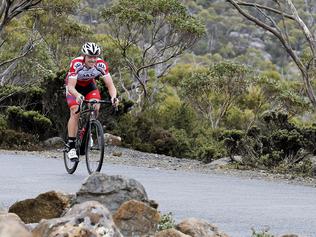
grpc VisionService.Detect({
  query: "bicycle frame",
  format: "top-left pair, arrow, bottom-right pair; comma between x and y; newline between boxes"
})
64,99 -> 114,174
77,100 -> 112,153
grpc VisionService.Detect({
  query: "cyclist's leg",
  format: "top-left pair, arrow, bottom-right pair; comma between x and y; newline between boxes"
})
66,93 -> 80,134
85,88 -> 101,117
66,94 -> 80,160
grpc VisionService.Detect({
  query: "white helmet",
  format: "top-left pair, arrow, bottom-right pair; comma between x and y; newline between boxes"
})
81,42 -> 101,56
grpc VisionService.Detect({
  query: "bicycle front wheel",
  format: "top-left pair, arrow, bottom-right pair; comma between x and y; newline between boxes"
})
85,120 -> 105,174
63,147 -> 79,174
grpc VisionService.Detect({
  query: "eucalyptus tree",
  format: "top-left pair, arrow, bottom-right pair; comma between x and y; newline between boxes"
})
0,0 -> 91,86
101,0 -> 205,101
0,0 -> 42,32
181,62 -> 249,128
0,0 -> 43,85
226,0 -> 316,109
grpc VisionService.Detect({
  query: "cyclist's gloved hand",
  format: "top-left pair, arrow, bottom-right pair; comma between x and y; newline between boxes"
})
95,65 -> 106,76
111,97 -> 119,107
76,94 -> 84,104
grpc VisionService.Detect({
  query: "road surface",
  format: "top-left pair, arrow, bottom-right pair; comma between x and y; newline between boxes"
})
0,153 -> 316,237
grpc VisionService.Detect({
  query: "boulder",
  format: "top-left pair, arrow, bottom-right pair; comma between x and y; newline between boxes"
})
0,212 -> 38,232
43,137 -> 64,148
105,133 -> 122,146
155,228 -> 191,237
231,156 -> 242,163
75,173 -> 148,213
205,157 -> 231,169
205,156 -> 243,169
176,218 -> 229,237
9,191 -> 71,223
113,200 -> 160,236
0,219 -> 32,237
308,155 -> 316,176
32,201 -> 122,237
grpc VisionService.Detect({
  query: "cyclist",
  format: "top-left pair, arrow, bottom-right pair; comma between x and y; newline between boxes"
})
65,42 -> 119,161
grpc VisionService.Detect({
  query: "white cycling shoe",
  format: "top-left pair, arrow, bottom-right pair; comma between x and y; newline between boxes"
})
67,148 -> 78,162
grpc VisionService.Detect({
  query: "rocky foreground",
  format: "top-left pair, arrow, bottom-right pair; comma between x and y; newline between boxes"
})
0,171 -> 302,237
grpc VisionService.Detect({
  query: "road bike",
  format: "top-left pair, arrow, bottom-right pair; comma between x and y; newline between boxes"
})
63,100 -> 114,174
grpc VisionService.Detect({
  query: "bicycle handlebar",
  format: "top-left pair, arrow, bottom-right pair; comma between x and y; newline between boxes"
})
75,99 -> 118,114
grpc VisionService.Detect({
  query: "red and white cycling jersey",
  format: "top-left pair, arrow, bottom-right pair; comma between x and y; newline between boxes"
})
65,56 -> 109,87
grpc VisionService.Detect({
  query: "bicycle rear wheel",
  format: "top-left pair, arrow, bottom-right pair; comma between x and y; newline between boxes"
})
85,120 -> 105,174
63,145 -> 79,174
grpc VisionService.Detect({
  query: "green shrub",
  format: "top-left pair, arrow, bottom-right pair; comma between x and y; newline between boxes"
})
0,85 -> 44,113
6,106 -> 53,140
157,212 -> 176,231
114,108 -> 227,160
218,111 -> 315,175
0,129 -> 39,150
220,129 -> 245,159
114,113 -> 155,152
168,127 -> 192,157
197,144 -> 224,163
150,127 -> 177,155
170,104 -> 197,136
270,129 -> 303,158
0,115 -> 7,130
251,228 -> 275,237
41,71 -> 69,138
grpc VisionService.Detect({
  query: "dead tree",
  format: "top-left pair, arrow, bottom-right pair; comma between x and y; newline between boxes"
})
226,0 -> 316,108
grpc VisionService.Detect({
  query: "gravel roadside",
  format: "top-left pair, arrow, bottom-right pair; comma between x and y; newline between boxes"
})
1,146 -> 316,188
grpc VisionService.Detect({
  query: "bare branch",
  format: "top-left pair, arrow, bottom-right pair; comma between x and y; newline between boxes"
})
237,1 -> 295,20
0,47 -> 32,67
0,0 -> 42,32
0,19 -> 42,86
226,0 -> 305,75
276,0 -> 291,44
227,0 -> 316,107
0,39 -> 5,48
255,5 -> 282,33
285,0 -> 316,57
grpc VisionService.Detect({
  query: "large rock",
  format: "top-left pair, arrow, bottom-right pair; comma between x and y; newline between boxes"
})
75,173 -> 148,213
0,212 -> 37,232
32,201 -> 122,237
308,155 -> 316,176
9,191 -> 71,223
205,156 -> 242,169
113,200 -> 160,236
0,213 -> 25,224
0,219 -> 32,237
105,133 -> 122,146
155,228 -> 191,237
43,137 -> 64,148
176,218 -> 229,237
205,157 -> 231,169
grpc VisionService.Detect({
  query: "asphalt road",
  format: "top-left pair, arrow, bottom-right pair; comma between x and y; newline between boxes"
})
1,153 -> 316,237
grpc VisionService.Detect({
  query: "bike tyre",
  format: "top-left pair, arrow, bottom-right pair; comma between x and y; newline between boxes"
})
85,120 -> 105,174
63,148 -> 79,174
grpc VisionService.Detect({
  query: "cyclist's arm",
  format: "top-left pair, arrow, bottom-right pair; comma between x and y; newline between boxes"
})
67,76 -> 81,99
101,73 -> 117,99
